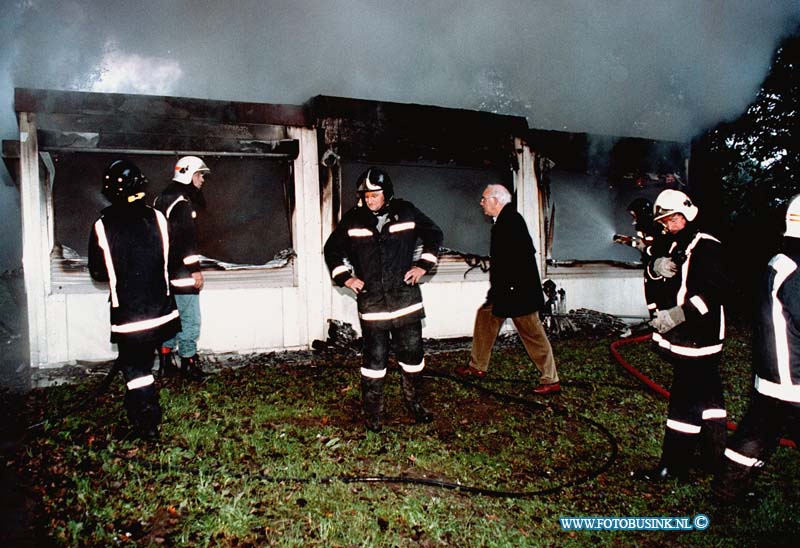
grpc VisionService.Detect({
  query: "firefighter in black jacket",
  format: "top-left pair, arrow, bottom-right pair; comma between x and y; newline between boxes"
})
628,197 -> 664,317
324,168 -> 443,432
635,189 -> 727,481
153,156 -> 209,380
714,195 -> 800,502
88,160 -> 180,440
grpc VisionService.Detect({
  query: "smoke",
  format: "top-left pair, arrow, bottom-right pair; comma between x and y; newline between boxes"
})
1,0 -> 799,268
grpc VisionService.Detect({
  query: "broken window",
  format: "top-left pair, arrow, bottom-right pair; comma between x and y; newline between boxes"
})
534,133 -> 689,268
48,151 -> 294,291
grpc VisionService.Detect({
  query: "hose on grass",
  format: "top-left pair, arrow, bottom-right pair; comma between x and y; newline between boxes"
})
118,368 -> 618,499
25,357 -> 619,498
609,334 -> 796,449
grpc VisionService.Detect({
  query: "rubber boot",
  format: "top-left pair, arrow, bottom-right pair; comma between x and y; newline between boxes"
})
633,429 -> 693,482
124,384 -> 162,442
401,372 -> 433,424
700,418 -> 729,475
361,376 -> 385,433
181,354 -> 207,381
713,457 -> 755,504
158,347 -> 178,378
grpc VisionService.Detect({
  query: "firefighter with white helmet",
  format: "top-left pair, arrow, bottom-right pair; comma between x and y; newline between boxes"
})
635,189 -> 728,481
324,167 -> 443,433
88,159 -> 180,440
714,194 -> 800,502
153,156 -> 211,380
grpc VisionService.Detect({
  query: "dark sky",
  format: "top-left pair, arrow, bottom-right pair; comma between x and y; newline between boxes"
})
1,0 -> 799,270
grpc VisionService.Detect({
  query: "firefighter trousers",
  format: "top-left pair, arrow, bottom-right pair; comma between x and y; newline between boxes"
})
661,353 -> 726,473
714,392 -> 800,500
118,342 -> 162,433
360,320 -> 427,427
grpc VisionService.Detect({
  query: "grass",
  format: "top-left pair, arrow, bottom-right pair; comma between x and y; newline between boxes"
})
3,324 -> 800,546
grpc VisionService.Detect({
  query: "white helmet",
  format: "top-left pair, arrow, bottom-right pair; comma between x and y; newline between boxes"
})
653,189 -> 698,223
173,156 -> 210,185
785,194 -> 800,238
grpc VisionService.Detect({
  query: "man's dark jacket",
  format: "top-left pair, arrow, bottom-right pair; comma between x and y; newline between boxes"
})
488,204 -> 544,318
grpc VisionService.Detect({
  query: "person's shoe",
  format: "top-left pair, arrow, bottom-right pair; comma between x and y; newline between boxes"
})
454,365 -> 487,379
181,355 -> 207,381
631,465 -> 687,482
158,347 -> 178,378
532,382 -> 560,395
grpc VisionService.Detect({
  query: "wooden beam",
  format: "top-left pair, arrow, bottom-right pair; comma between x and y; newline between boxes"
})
308,95 -> 525,168
35,130 -> 300,158
33,113 -> 290,141
15,87 -> 308,127
19,113 -> 49,366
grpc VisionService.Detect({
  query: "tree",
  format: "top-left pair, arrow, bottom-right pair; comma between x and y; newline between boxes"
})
701,28 -> 800,317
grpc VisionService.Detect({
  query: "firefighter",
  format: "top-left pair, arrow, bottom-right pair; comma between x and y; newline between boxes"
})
154,156 -> 210,380
713,195 -> 800,503
628,197 -> 669,318
625,197 -> 656,254
324,168 -> 443,433
634,189 -> 728,481
88,160 -> 180,441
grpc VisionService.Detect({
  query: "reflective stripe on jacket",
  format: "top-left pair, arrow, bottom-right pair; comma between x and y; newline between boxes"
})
324,199 -> 442,329
88,202 -> 180,344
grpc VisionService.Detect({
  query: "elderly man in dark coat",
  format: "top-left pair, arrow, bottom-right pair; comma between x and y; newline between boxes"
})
455,184 -> 560,394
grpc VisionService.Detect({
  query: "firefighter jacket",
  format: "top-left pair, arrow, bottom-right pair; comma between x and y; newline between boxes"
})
153,182 -> 203,294
324,199 -> 443,329
488,204 -> 545,318
88,201 -> 180,345
643,234 -> 672,317
645,225 -> 726,358
753,239 -> 800,405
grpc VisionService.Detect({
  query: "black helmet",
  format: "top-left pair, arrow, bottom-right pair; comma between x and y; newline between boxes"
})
356,167 -> 393,201
102,160 -> 148,204
627,197 -> 653,222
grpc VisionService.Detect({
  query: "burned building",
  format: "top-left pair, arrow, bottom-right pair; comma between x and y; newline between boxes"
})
3,88 -> 689,368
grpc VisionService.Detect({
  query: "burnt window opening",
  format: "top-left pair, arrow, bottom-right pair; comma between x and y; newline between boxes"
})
338,161 -> 513,258
534,133 -> 689,268
49,151 -> 294,285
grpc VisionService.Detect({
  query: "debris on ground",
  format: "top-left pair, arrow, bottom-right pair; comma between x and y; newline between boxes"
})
542,308 -> 629,340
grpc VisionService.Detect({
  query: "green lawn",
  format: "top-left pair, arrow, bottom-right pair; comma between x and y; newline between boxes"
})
5,325 -> 799,547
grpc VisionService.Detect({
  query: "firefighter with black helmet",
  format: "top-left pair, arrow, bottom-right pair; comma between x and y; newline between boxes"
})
153,156 -> 210,380
623,196 -> 669,318
714,194 -> 800,503
324,167 -> 443,432
88,159 -> 180,441
634,189 -> 728,481
624,197 -> 656,253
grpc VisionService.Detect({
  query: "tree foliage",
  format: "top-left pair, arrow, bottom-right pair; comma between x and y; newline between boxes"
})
711,29 -> 800,230
699,28 -> 800,315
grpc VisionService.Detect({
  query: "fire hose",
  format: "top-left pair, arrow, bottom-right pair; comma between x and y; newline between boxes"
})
22,360 -> 618,499
120,369 -> 618,499
610,333 -> 796,449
